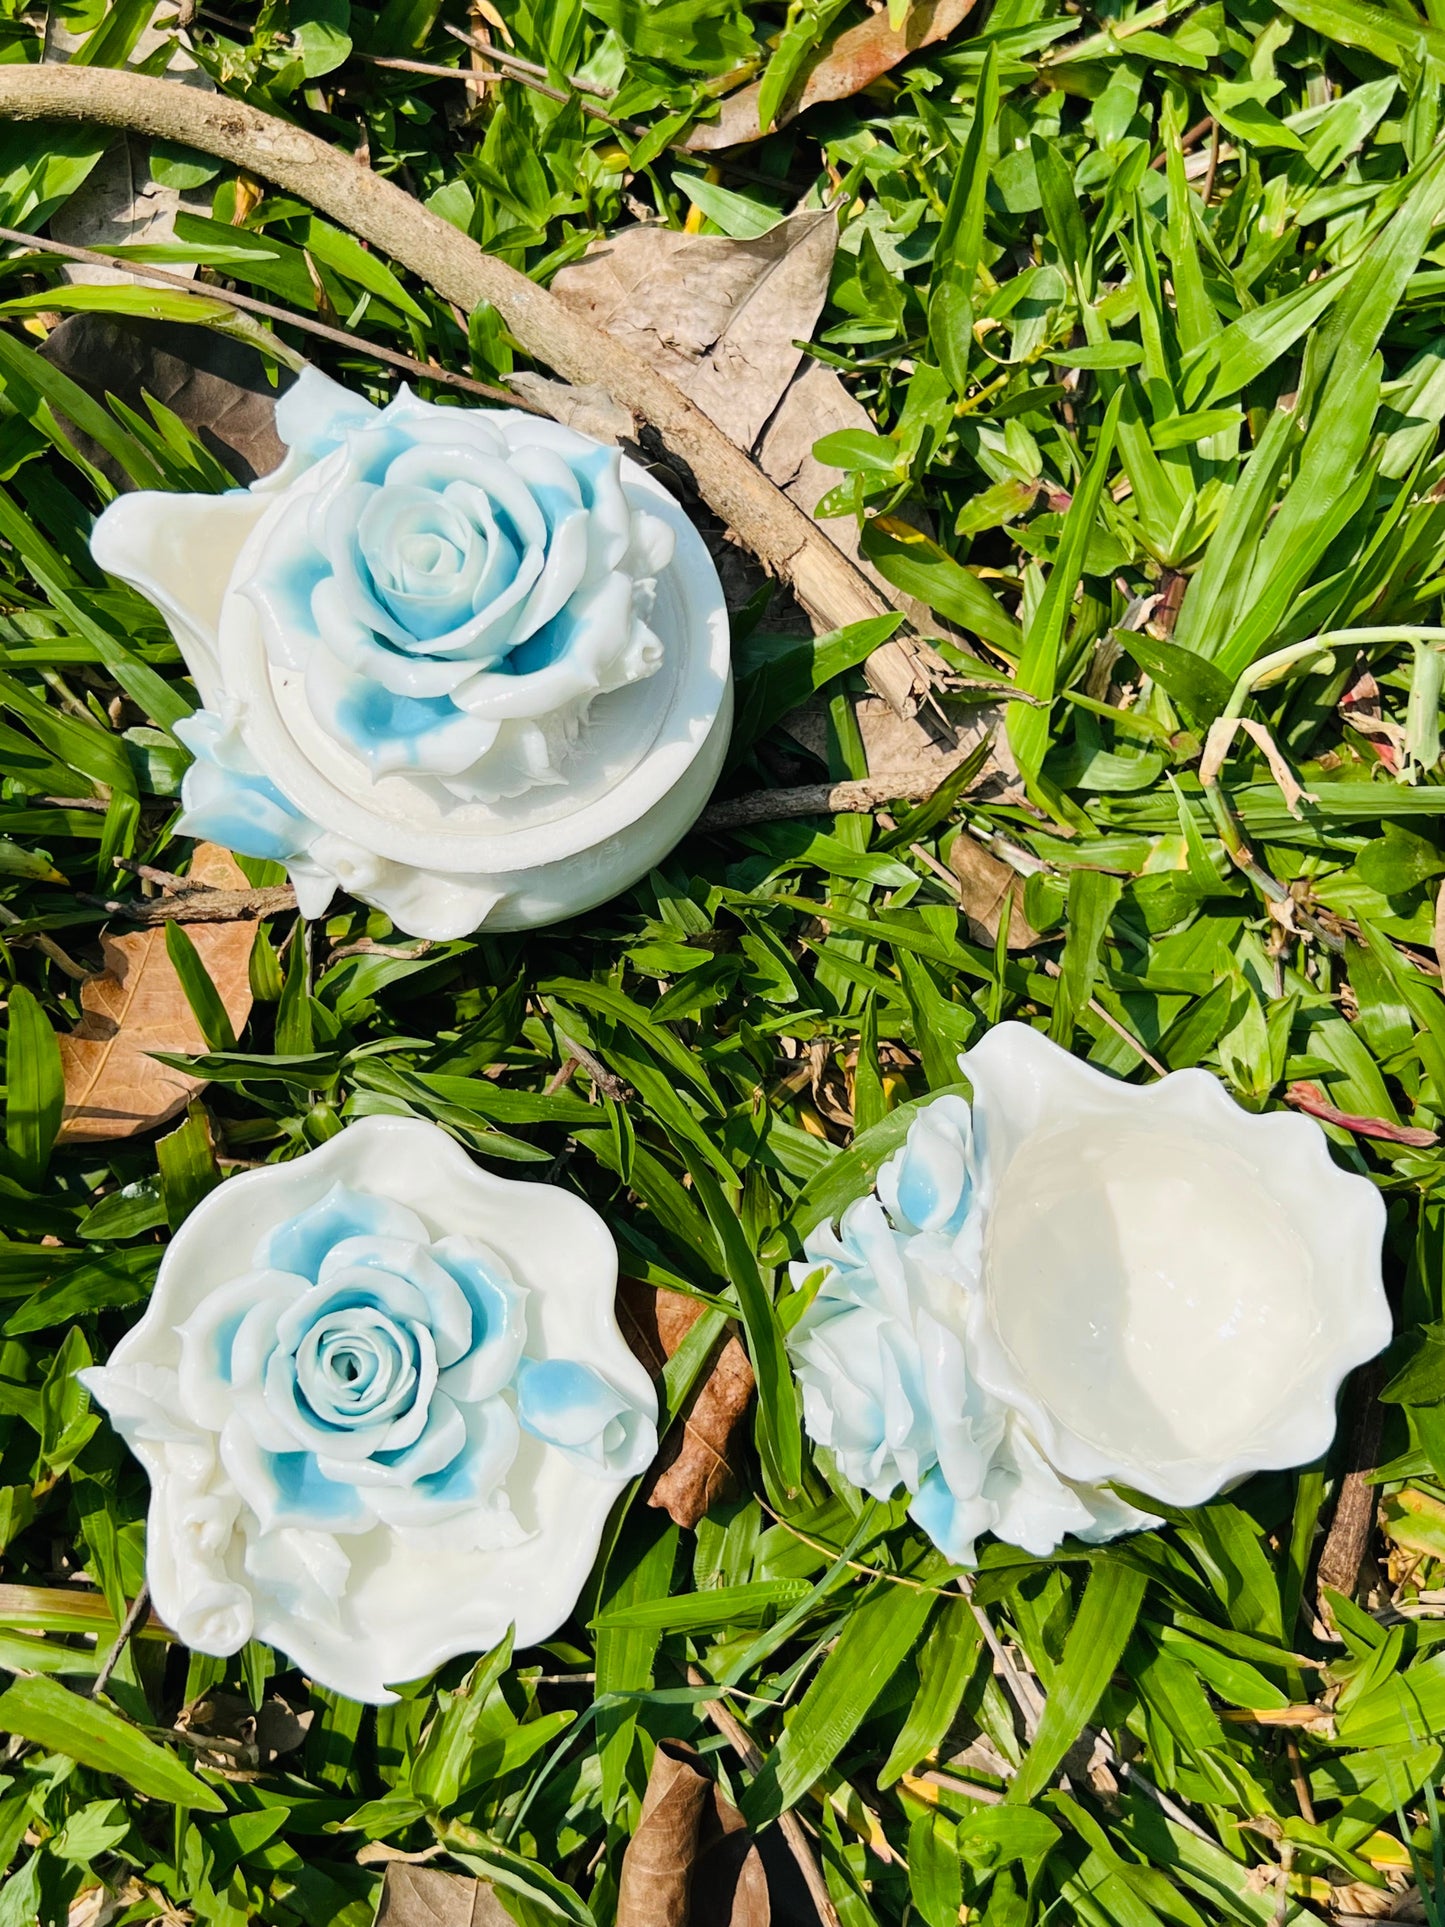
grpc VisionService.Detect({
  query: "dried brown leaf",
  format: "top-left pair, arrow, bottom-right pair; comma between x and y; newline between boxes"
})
374,1866 -> 515,1927
948,835 -> 1040,950
618,1741 -> 769,1927
41,314 -> 290,487
1284,1082 -> 1438,1148
548,209 -> 943,714
618,1278 -> 754,1529
685,0 -> 978,150
551,211 -> 838,452
57,843 -> 258,1143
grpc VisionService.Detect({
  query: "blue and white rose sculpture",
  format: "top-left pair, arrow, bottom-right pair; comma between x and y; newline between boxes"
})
80,1117 -> 657,1701
90,369 -> 730,940
789,1023 -> 1391,1563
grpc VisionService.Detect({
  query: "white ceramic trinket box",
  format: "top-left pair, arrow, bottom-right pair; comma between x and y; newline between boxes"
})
788,1022 -> 1391,1562
80,1116 -> 658,1701
91,369 -> 731,940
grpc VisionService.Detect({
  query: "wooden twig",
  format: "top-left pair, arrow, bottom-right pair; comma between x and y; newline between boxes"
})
0,224 -> 527,408
442,26 -> 615,99
697,767 -> 974,831
0,899 -> 89,978
1316,1360 -> 1386,1618
80,885 -> 297,923
958,1577 -> 1217,1848
91,1581 -> 151,1699
0,64 -> 934,715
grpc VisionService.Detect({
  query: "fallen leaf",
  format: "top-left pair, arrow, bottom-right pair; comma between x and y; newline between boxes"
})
57,844 -> 258,1143
949,834 -> 1041,949
551,211 -> 838,452
684,0 -> 980,151
44,6 -> 213,289
41,313 -> 292,487
618,1740 -> 769,1927
754,356 -> 880,569
1284,1082 -> 1438,1148
618,1278 -> 754,1528
374,1866 -> 515,1927
553,211 -> 949,714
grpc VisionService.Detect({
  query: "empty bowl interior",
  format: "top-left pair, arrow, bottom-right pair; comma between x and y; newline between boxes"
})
982,1119 -> 1325,1487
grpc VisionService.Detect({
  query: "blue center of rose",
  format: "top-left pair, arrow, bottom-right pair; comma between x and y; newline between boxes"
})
294,1298 -> 420,1431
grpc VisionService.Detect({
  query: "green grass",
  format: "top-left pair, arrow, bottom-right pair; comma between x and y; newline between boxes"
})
1,0 -> 1445,1921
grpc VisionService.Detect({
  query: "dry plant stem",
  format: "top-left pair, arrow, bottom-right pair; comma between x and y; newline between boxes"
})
1038,958 -> 1168,1078
81,885 -> 298,923
958,1577 -> 1216,1847
0,64 -> 931,715
0,899 -> 88,978
370,44 -> 645,139
91,1581 -> 151,1700
0,224 -> 526,408
698,768 -> 972,831
1316,1360 -> 1386,1616
684,1664 -> 842,1927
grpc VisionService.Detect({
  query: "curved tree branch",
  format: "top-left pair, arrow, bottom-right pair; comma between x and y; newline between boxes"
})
0,63 -> 938,713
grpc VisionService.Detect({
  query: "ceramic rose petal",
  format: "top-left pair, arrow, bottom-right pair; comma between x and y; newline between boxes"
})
90,369 -> 731,941
80,1117 -> 657,1702
788,1022 -> 1390,1563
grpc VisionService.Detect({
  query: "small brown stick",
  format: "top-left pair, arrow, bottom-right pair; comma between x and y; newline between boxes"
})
1316,1361 -> 1386,1618
91,1581 -> 151,1700
443,26 -> 645,133
442,25 -> 616,99
327,936 -> 432,963
556,1037 -> 628,1102
1148,115 -> 1214,171
1202,120 -> 1222,207
1038,958 -> 1168,1078
685,1664 -> 842,1927
912,1768 -> 1004,1806
958,1576 -> 1216,1846
0,64 -> 932,714
0,899 -> 89,978
81,885 -> 297,923
543,1055 -> 581,1097
1285,1739 -> 1315,1826
114,857 -> 206,894
0,225 -> 528,409
698,767 -> 975,832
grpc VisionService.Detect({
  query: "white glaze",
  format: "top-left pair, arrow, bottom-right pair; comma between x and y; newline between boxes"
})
90,370 -> 731,940
788,1023 -> 1390,1562
79,1117 -> 657,1701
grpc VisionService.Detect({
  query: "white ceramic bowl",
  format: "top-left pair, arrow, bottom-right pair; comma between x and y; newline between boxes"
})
91,370 -> 731,940
80,1117 -> 657,1701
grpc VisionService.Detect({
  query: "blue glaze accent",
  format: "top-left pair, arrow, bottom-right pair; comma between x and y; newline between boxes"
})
212,1308 -> 247,1385
175,712 -> 319,867
431,1247 -> 509,1352
514,1357 -> 644,1472
236,383 -> 665,785
338,683 -> 467,751
267,1450 -> 367,1527
260,1184 -> 418,1283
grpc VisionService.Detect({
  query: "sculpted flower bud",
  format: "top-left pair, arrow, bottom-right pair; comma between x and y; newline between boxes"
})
91,370 -> 730,940
789,1023 -> 1390,1565
80,1117 -> 657,1702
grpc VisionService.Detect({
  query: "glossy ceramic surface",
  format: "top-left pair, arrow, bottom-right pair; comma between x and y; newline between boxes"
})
787,1022 -> 1390,1562
91,370 -> 731,939
80,1117 -> 657,1701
